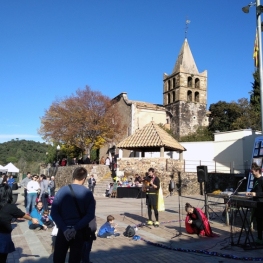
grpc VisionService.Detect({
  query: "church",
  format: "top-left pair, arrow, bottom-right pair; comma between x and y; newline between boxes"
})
102,38 -> 209,158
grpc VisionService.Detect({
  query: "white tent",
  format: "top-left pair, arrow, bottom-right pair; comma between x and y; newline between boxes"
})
0,165 -> 7,173
4,163 -> 19,173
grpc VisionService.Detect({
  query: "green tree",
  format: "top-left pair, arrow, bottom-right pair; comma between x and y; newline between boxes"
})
6,156 -> 18,163
231,98 -> 261,130
180,126 -> 213,142
209,101 -> 242,132
0,140 -> 50,174
250,70 -> 260,113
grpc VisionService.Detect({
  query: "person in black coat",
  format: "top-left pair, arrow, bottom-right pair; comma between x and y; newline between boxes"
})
246,164 -> 263,243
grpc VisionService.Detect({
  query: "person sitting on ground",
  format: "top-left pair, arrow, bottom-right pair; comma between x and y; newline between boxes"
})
97,215 -> 119,238
134,174 -> 140,183
28,201 -> 49,230
41,210 -> 55,228
105,183 -> 111,197
185,202 -> 217,237
108,183 -> 113,197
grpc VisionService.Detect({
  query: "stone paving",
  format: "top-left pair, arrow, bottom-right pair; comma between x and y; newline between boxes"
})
6,189 -> 263,263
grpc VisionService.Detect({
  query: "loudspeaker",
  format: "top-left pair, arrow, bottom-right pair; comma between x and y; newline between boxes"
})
196,165 -> 208,183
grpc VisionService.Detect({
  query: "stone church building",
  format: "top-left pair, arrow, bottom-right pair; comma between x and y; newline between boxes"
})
163,39 -> 209,138
101,38 -> 209,158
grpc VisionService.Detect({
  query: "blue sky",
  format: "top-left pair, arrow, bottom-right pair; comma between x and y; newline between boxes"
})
0,0 -> 259,143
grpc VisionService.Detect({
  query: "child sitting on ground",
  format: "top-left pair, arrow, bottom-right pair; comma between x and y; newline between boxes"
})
41,210 -> 55,228
97,215 -> 120,238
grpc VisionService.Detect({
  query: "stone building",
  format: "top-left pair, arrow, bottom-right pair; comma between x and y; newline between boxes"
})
100,93 -> 167,158
163,39 -> 209,138
100,38 -> 209,157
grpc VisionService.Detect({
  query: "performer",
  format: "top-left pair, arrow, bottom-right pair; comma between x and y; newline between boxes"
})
185,202 -> 217,237
246,164 -> 263,244
144,168 -> 160,227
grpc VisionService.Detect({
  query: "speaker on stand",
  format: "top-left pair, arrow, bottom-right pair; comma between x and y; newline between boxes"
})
196,165 -> 220,221
196,166 -> 208,218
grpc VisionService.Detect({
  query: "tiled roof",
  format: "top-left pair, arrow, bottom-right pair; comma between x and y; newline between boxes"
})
117,121 -> 186,152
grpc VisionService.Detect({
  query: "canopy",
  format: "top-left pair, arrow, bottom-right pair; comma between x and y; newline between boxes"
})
3,163 -> 19,173
0,164 -> 7,172
117,121 -> 186,152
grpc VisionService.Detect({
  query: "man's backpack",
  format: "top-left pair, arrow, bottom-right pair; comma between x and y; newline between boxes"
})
124,225 -> 135,237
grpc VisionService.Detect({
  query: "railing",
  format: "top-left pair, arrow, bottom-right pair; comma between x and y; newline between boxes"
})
183,160 -> 247,174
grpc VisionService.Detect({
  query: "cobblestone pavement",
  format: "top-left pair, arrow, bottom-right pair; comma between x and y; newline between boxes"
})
7,190 -> 263,263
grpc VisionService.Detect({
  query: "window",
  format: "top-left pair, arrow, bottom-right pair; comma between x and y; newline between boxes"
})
172,91 -> 175,102
173,78 -> 175,88
168,93 -> 171,104
187,77 -> 192,87
195,78 -> 200,89
187,90 -> 192,102
168,80 -> 171,90
195,92 -> 199,102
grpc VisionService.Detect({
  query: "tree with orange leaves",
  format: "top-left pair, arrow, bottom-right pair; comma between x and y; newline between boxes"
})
39,86 -> 126,156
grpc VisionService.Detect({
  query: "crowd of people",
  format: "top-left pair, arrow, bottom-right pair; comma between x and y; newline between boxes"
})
51,154 -> 118,171
3,162 -> 263,263
0,174 -> 17,190
20,172 -> 56,214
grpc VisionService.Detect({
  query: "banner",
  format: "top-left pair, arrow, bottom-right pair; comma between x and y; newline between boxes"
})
247,136 -> 263,191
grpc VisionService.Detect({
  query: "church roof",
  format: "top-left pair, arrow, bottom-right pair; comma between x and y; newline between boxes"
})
117,121 -> 186,152
112,92 -> 165,111
173,39 -> 199,74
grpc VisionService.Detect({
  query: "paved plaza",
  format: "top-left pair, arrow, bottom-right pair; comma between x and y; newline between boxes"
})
7,189 -> 263,263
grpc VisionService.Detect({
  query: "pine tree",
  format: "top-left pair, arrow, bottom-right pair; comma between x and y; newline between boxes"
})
250,70 -> 261,113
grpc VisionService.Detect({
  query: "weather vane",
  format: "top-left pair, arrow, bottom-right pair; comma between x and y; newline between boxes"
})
185,19 -> 191,39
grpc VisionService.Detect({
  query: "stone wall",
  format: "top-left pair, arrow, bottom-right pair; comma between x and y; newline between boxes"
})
43,158 -> 245,196
44,164 -> 111,189
117,158 -> 245,196
166,102 -> 207,138
117,158 -> 189,196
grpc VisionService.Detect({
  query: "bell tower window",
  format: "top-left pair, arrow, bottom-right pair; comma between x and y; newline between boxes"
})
187,90 -> 192,102
173,78 -> 175,89
172,91 -> 175,102
195,78 -> 200,89
168,93 -> 171,104
187,77 -> 192,87
168,80 -> 171,90
195,92 -> 199,102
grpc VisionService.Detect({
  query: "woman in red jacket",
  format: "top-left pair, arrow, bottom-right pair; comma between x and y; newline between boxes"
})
185,202 -> 217,237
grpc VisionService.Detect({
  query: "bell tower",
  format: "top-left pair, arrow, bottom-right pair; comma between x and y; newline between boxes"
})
163,39 -> 208,138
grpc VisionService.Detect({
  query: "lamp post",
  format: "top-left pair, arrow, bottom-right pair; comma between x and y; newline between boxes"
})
56,145 -> 60,162
242,1 -> 263,132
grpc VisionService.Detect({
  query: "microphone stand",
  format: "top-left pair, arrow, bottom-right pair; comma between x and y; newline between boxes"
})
171,183 -> 192,239
135,186 -> 151,229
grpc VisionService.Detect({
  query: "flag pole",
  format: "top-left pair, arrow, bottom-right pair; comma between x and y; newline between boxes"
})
256,0 -> 263,133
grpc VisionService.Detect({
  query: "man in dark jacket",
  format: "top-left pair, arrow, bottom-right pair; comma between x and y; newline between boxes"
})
51,167 -> 95,263
246,164 -> 263,244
